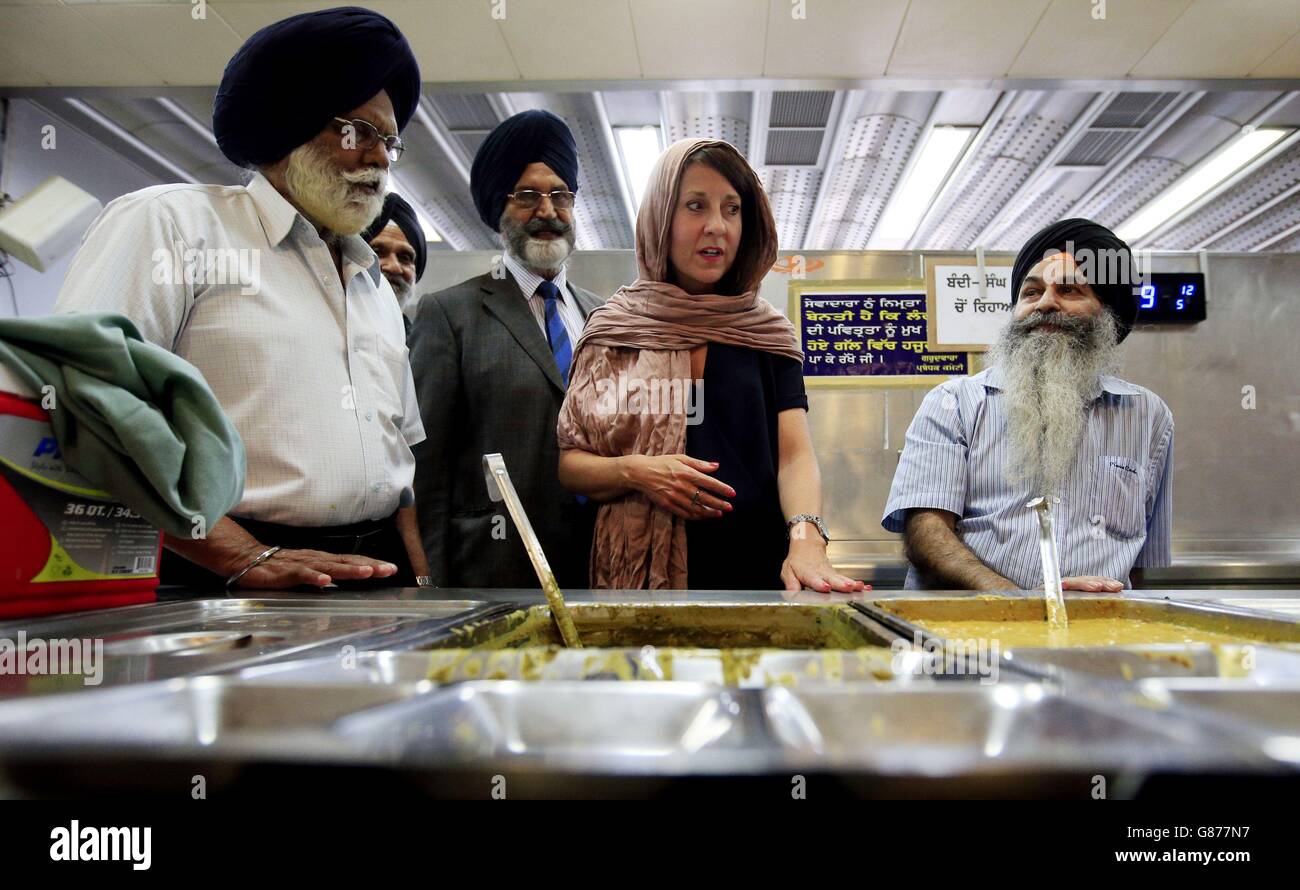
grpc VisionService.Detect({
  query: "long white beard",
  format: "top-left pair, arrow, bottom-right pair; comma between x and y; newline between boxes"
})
284,141 -> 386,236
988,309 -> 1120,497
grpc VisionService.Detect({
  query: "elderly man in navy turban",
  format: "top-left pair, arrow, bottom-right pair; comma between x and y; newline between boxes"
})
884,218 -> 1173,593
408,110 -> 605,589
55,7 -> 432,591
363,193 -> 428,327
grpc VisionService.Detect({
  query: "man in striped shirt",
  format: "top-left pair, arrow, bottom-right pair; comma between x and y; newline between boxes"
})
883,219 -> 1173,591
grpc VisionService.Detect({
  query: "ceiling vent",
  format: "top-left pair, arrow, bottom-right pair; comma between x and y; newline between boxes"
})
430,94 -> 500,130
765,91 -> 834,166
1060,93 -> 1177,167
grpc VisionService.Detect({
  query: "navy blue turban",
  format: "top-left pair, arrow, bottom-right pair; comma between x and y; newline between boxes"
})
213,7 -> 421,169
363,193 -> 427,281
1011,218 -> 1140,343
470,110 -> 579,231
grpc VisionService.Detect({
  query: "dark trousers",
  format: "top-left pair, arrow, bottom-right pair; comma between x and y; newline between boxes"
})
160,513 -> 417,591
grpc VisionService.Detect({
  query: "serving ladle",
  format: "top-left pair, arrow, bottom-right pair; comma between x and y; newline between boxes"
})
483,453 -> 583,648
1027,495 -> 1069,635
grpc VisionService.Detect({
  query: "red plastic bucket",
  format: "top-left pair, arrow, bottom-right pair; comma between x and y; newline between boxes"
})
0,390 -> 160,618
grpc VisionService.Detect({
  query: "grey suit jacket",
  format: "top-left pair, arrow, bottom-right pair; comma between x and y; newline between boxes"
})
408,270 -> 604,589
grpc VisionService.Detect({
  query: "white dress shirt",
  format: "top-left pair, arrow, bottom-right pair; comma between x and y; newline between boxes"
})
501,250 -> 585,345
54,173 -> 424,527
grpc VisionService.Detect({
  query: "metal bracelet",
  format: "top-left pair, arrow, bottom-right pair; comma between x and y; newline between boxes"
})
786,514 -> 830,544
224,545 -> 282,590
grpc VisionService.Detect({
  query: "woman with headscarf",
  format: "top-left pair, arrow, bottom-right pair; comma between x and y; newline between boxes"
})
557,139 -> 864,593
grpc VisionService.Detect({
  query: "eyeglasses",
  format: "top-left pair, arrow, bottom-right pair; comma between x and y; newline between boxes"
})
332,117 -> 405,164
506,189 -> 576,211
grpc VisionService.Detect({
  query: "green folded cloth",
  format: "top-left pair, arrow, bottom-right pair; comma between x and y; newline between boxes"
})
0,312 -> 245,538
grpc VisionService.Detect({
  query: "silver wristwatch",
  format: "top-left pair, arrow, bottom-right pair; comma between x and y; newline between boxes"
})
785,514 -> 830,544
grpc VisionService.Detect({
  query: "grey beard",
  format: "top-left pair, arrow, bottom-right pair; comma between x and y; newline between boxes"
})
499,212 -> 575,277
386,274 -> 413,307
988,309 -> 1120,497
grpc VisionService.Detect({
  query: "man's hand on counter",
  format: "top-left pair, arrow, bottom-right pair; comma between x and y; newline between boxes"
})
1060,575 -> 1125,593
163,517 -> 397,589
1032,575 -> 1126,593
225,547 -> 398,589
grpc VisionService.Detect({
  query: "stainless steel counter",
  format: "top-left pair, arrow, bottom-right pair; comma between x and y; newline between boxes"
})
832,554 -> 1300,588
1,587 -> 1298,798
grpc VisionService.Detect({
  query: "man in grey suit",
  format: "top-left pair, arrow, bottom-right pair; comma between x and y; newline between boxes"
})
409,110 -> 603,588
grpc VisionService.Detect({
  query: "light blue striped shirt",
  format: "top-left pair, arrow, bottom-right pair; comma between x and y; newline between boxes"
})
882,366 -> 1174,589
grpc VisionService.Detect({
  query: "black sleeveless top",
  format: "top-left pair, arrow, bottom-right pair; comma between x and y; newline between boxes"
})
684,343 -> 808,590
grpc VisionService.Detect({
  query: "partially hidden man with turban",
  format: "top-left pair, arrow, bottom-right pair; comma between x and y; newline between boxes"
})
556,138 -> 864,593
363,192 -> 427,332
883,219 -> 1173,592
408,110 -> 604,588
54,7 -> 431,590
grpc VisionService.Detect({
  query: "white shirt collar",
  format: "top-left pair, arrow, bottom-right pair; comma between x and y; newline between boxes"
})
245,172 -> 379,287
502,249 -> 569,301
246,172 -> 299,247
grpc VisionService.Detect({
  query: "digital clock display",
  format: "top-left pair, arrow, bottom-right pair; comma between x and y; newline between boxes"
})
1135,272 -> 1207,323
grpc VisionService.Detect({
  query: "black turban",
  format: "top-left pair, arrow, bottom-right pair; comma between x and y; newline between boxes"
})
1011,218 -> 1140,343
213,7 -> 421,169
470,110 -> 579,231
363,193 -> 427,281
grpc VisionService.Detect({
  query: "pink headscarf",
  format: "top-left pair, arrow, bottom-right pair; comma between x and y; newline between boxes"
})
557,138 -> 801,589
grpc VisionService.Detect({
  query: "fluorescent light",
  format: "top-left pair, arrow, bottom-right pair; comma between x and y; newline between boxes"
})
413,213 -> 443,243
872,126 -> 976,248
1116,127 -> 1291,244
614,126 -> 663,211
385,176 -> 443,243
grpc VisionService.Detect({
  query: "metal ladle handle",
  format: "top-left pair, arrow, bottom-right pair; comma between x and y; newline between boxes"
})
1026,496 -> 1068,630
483,453 -> 582,648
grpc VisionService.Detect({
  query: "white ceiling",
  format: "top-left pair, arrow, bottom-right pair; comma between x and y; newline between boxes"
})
20,82 -> 1300,254
5,2 -> 1300,255
1,0 -> 1299,88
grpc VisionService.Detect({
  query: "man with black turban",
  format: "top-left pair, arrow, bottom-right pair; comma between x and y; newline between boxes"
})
883,218 -> 1173,592
55,7 -> 432,591
363,192 -> 427,325
408,110 -> 604,589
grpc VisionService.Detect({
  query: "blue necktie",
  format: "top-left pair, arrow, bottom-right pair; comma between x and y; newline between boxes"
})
539,280 -> 572,387
539,280 -> 585,506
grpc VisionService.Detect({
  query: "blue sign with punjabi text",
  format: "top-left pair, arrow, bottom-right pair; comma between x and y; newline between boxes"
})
798,290 -> 969,377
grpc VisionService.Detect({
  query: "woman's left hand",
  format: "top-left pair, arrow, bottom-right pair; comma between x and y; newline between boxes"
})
780,541 -> 867,593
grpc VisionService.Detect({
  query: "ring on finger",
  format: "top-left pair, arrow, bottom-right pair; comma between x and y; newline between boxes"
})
690,489 -> 702,508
